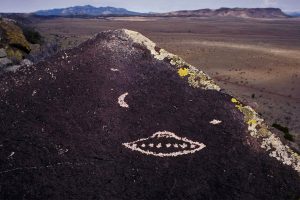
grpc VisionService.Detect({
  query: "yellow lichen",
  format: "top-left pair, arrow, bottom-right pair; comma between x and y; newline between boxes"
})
231,97 -> 244,111
187,67 -> 221,90
231,98 -> 239,103
230,96 -> 300,172
258,126 -> 272,138
239,106 -> 254,121
247,119 -> 257,125
178,68 -> 189,77
123,29 -> 220,91
235,105 -> 242,110
6,48 -> 23,61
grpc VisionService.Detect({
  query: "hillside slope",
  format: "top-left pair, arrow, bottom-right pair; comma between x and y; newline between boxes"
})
0,29 -> 299,199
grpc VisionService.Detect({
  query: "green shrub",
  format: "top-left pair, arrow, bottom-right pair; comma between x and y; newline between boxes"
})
22,26 -> 43,44
283,132 -> 294,141
272,123 -> 294,142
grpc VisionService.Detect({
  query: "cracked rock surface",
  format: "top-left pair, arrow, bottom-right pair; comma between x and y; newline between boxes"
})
0,29 -> 299,200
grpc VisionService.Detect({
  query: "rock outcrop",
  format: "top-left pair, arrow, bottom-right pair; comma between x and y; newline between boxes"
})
0,29 -> 299,200
0,18 -> 33,71
0,57 -> 12,68
0,19 -> 31,53
0,48 -> 6,58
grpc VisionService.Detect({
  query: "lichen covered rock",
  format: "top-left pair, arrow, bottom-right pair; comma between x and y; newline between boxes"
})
0,57 -> 12,68
0,20 -> 31,62
0,20 -> 31,53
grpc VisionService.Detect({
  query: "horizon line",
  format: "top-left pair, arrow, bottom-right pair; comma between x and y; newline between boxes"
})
0,5 -> 295,14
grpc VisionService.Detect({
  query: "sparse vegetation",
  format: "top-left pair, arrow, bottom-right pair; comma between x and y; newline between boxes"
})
6,47 -> 23,62
272,123 -> 294,142
284,132 -> 294,141
21,26 -> 43,45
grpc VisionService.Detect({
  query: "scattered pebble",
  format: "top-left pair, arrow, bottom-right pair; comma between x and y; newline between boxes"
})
210,119 -> 222,125
32,90 -> 37,96
8,152 -> 15,158
118,92 -> 129,108
110,68 -> 119,72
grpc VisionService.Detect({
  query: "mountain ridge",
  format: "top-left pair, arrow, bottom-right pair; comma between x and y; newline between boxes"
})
33,6 -> 290,18
160,7 -> 288,18
34,5 -> 140,16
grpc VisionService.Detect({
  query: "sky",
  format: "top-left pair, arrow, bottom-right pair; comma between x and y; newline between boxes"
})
0,0 -> 299,13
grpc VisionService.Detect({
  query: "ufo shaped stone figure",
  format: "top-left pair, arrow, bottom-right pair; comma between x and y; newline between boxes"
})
123,131 -> 206,157
0,29 -> 299,199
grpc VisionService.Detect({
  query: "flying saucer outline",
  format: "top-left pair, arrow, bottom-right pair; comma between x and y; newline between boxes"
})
122,131 -> 206,157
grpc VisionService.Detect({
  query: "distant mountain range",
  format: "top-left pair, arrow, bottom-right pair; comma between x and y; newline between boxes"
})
34,5 -> 140,16
160,8 -> 288,18
34,6 -> 290,19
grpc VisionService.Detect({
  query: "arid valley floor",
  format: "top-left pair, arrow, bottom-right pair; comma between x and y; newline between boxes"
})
33,16 -> 300,150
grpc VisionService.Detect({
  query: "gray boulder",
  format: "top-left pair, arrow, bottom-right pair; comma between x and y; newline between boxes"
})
4,65 -> 21,72
0,57 -> 12,68
20,59 -> 33,66
0,48 -> 7,58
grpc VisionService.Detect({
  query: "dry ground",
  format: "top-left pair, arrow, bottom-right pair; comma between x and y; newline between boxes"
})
33,16 -> 300,149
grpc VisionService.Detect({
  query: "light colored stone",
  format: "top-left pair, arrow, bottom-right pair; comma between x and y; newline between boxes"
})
21,59 -> 33,66
4,65 -> 21,72
0,48 -> 6,58
0,57 -> 12,68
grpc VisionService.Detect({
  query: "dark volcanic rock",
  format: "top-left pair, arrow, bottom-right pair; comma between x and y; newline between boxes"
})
0,29 -> 299,200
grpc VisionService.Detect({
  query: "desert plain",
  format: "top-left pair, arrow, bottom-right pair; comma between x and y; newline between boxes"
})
32,16 -> 300,150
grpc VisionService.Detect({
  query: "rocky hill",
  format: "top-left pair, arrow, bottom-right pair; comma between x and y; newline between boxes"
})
0,29 -> 299,199
34,5 -> 140,16
162,8 -> 288,18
